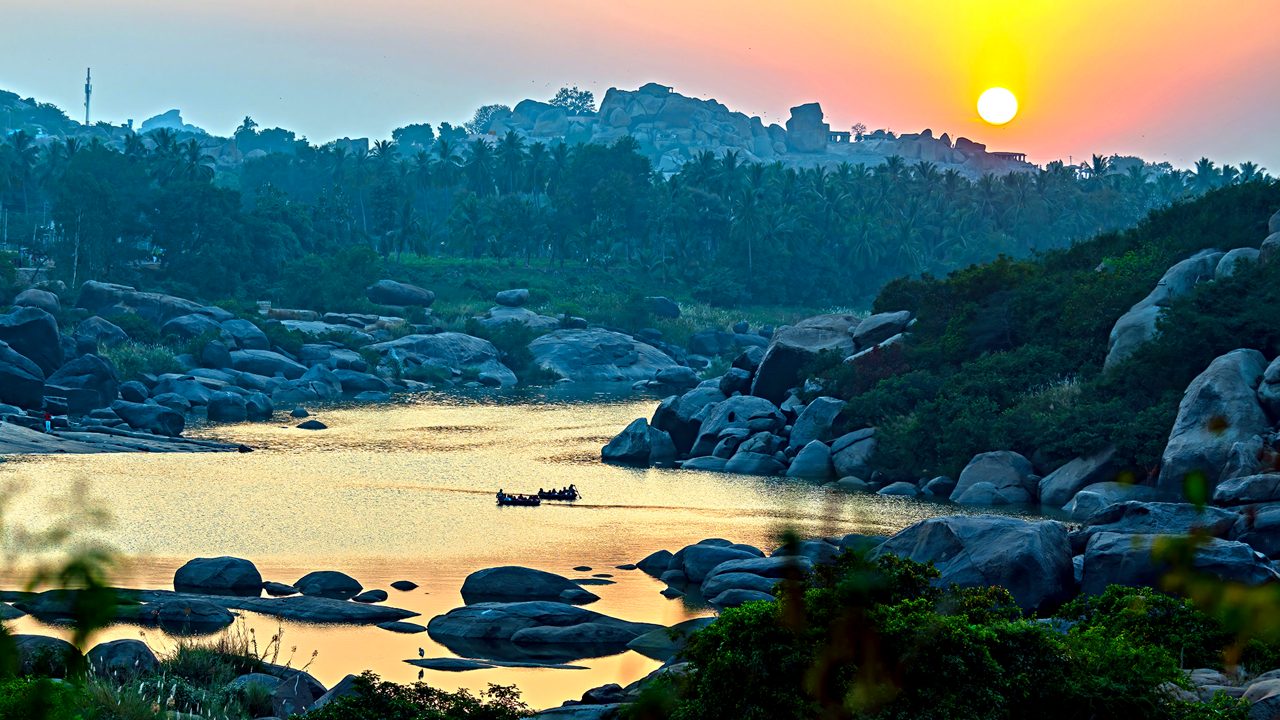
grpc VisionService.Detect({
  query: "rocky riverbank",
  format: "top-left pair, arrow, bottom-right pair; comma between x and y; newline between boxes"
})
1,274 -> 778,457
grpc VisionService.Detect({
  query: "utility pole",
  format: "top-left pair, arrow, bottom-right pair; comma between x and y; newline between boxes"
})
84,68 -> 92,126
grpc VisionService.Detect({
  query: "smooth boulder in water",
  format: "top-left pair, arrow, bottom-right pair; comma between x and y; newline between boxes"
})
295,571 -> 363,600
460,566 -> 599,605
174,556 -> 263,596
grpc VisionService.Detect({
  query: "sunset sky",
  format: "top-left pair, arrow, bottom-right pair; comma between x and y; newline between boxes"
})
3,0 -> 1277,169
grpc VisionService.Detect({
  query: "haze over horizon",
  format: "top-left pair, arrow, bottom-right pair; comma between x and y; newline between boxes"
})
2,0 -> 1277,170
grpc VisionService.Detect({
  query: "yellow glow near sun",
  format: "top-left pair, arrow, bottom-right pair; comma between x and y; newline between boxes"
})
977,87 -> 1018,125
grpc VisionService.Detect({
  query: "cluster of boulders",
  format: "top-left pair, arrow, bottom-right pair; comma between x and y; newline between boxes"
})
426,565 -> 659,663
4,631 -> 355,717
2,276 -> 738,451
602,310 -> 914,477
0,554 -> 424,716
482,83 -> 1032,178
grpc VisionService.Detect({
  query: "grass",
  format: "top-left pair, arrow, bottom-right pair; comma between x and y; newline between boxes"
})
98,342 -> 181,383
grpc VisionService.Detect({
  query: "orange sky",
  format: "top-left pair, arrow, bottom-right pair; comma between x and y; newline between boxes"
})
2,0 -> 1277,168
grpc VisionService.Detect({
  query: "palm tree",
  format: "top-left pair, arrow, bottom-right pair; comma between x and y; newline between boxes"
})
494,131 -> 526,195
1190,157 -> 1219,195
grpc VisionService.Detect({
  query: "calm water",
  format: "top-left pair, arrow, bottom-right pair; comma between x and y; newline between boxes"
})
0,391 -> 982,709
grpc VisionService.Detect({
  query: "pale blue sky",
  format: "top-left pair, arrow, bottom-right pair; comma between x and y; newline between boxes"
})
2,0 -> 1277,170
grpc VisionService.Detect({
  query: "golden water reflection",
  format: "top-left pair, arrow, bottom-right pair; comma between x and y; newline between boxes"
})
0,392 -> 991,709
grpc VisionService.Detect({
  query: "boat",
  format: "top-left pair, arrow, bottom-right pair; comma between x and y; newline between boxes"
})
538,488 -> 580,501
496,494 -> 541,507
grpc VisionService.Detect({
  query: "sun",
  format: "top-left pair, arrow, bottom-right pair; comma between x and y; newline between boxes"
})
977,87 -> 1018,125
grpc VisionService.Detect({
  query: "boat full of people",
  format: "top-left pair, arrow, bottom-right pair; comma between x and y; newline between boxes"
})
538,485 -> 579,501
496,489 -> 541,507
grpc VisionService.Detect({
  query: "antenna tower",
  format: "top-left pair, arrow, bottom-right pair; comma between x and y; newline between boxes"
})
83,68 -> 92,125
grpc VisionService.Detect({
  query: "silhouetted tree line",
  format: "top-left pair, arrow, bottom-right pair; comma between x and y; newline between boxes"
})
0,123 -> 1267,305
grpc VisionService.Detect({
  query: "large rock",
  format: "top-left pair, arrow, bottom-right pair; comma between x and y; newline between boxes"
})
689,395 -> 785,457
1038,447 -> 1118,509
1260,356 -> 1280,421
602,418 -> 675,467
174,556 -> 263,596
162,313 -> 222,340
495,288 -> 530,307
461,566 -> 599,605
644,296 -> 680,318
369,332 -> 517,387
366,279 -> 435,307
14,288 -> 60,314
724,451 -> 785,476
0,340 -> 45,408
1080,532 -> 1280,595
111,400 -> 185,437
86,639 -> 158,679
874,515 -> 1073,611
1158,349 -> 1270,498
74,316 -> 129,348
427,601 -> 658,662
784,102 -> 829,153
950,451 -> 1037,505
786,440 -> 833,479
1063,481 -> 1165,520
750,314 -> 858,404
76,280 -> 207,325
295,571 -> 363,600
475,306 -> 561,332
1078,502 -> 1240,544
1104,250 -> 1222,369
0,306 -> 62,374
650,386 -> 726,453
830,428 -> 877,478
788,396 -> 845,450
528,329 -> 678,383
230,349 -> 307,379
677,545 -> 761,583
12,635 -> 82,677
852,311 -> 912,348
207,391 -> 249,422
220,319 -> 270,350
1215,247 -> 1260,279
1235,503 -> 1280,557
1213,474 -> 1280,506
46,354 -> 118,410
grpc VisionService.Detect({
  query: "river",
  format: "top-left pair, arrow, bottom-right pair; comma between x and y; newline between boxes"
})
0,390 -> 996,709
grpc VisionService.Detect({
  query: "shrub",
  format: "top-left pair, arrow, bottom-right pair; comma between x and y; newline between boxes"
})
301,671 -> 528,720
100,342 -> 180,382
0,677 -> 82,720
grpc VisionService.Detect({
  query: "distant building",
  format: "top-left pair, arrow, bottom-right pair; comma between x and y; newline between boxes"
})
828,130 -> 851,144
992,151 -> 1027,163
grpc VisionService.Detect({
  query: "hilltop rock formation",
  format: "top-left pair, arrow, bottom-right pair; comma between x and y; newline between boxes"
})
484,83 -> 1032,177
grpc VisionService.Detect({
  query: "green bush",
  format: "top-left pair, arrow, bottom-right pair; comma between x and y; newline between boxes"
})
100,342 -> 180,382
813,181 -> 1280,481
298,671 -> 528,720
661,549 -> 1240,720
0,677 -> 81,720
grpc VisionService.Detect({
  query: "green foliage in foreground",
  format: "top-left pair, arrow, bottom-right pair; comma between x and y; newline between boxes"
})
634,551 -> 1254,720
298,672 -> 528,720
809,179 -> 1280,481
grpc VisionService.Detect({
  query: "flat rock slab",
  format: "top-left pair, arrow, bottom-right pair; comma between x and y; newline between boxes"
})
0,422 -> 239,455
134,590 -> 418,624
377,621 -> 427,634
406,658 -> 588,672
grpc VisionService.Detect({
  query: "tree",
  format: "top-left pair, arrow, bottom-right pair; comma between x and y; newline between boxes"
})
391,123 -> 435,150
549,86 -> 597,115
852,122 -> 867,140
463,104 -> 511,135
